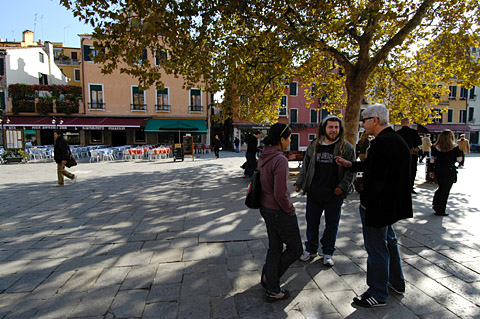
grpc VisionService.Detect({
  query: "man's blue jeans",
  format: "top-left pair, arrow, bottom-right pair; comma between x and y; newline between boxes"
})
305,195 -> 343,255
260,207 -> 303,293
359,206 -> 405,302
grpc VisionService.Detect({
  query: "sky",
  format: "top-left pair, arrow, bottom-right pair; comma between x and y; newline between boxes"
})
0,0 -> 93,48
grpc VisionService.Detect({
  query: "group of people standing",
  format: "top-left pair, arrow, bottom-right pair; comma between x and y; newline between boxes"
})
255,103 -> 471,306
256,104 -> 411,306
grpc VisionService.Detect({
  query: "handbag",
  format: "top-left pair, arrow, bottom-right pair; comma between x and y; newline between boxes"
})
245,168 -> 262,209
66,155 -> 77,168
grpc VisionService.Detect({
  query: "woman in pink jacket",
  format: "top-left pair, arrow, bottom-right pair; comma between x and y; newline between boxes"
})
258,123 -> 302,302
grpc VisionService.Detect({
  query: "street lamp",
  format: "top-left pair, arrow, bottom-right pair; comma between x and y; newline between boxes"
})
52,116 -> 64,130
0,109 -> 10,147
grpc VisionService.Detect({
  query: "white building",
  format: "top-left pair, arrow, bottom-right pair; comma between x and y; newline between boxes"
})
0,42 -> 69,109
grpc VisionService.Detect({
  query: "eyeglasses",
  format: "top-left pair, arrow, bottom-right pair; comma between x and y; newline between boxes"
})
280,124 -> 289,136
361,117 -> 376,123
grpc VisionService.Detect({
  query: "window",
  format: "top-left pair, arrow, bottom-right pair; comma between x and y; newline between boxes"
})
0,91 -> 5,110
0,58 -> 4,75
310,83 -> 316,97
132,86 -> 146,111
320,109 -> 329,121
290,109 -> 298,123
278,95 -> 287,116
83,45 -> 103,62
447,109 -> 453,123
459,110 -> 466,123
470,87 -> 476,100
289,82 -> 298,96
468,107 -> 474,122
448,85 -> 457,99
460,87 -> 468,100
135,49 -> 148,65
308,134 -> 316,141
74,69 -> 80,81
39,73 -> 48,85
433,109 -> 442,123
71,52 -> 78,60
310,109 -> 318,123
190,89 -> 202,112
90,130 -> 103,143
39,52 -> 44,63
155,50 -> 168,65
156,88 -> 170,112
89,84 -> 104,109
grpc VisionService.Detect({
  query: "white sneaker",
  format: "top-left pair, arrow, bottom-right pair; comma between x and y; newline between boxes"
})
323,255 -> 334,266
300,251 -> 317,262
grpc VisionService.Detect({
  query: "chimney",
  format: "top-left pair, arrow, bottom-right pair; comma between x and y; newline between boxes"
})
22,30 -> 34,46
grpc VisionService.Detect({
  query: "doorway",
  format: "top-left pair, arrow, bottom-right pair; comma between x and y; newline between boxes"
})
290,133 -> 299,151
111,131 -> 127,146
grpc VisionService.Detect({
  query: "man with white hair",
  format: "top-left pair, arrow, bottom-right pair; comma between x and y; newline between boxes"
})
335,104 -> 413,307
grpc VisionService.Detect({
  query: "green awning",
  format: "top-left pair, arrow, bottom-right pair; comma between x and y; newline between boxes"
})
145,118 -> 207,133
24,130 -> 37,135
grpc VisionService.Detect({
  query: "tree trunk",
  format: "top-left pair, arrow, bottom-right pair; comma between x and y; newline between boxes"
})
343,77 -> 368,146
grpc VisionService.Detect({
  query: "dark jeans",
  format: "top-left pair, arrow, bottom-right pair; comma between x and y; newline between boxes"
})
214,147 -> 220,158
360,206 -> 405,302
260,207 -> 302,294
246,152 -> 257,180
459,153 -> 465,167
305,194 -> 343,255
433,167 -> 456,214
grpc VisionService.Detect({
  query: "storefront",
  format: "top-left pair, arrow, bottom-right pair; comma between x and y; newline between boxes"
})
144,118 -> 208,145
4,116 -> 147,146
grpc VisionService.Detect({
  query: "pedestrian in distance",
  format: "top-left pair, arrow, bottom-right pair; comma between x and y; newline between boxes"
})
246,131 -> 262,180
258,123 -> 302,302
456,134 -> 470,168
396,118 -> 422,194
53,130 -> 77,187
213,134 -> 221,159
429,129 -> 463,216
294,115 -> 355,266
234,136 -> 240,153
419,134 -> 432,163
335,104 -> 412,308
356,131 -> 370,162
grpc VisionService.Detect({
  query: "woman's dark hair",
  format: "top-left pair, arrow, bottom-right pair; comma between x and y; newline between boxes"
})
263,123 -> 291,146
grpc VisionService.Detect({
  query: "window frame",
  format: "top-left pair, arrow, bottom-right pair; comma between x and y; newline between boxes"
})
308,134 -> 316,141
290,108 -> 298,123
39,52 -> 44,63
131,86 -> 147,111
189,88 -> 202,112
447,109 -> 453,123
156,87 -> 170,112
448,85 -> 457,99
459,110 -> 466,123
74,68 -> 81,82
88,84 -> 105,110
279,95 -> 287,116
310,109 -> 318,123
289,82 -> 298,96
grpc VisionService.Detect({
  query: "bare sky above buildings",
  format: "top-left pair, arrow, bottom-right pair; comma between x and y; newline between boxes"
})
1,0 -> 93,48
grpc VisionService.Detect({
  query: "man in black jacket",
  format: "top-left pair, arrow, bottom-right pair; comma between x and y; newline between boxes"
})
396,118 -> 422,193
336,104 -> 412,308
54,130 -> 76,186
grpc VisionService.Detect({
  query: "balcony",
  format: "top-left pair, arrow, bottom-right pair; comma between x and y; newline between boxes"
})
189,105 -> 203,112
54,58 -> 81,66
156,104 -> 171,112
131,104 -> 147,111
89,102 -> 105,110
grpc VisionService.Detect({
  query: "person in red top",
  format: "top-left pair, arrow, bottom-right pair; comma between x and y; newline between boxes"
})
258,123 -> 302,302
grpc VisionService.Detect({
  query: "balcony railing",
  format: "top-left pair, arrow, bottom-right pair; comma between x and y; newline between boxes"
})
89,102 -> 105,110
54,58 -> 81,66
156,104 -> 171,112
131,104 -> 147,111
189,105 -> 203,112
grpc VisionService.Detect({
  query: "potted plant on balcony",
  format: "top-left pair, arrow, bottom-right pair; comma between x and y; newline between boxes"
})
36,97 -> 54,115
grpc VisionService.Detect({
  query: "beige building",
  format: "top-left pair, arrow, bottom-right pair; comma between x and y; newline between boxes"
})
54,47 -> 81,87
80,35 -> 211,146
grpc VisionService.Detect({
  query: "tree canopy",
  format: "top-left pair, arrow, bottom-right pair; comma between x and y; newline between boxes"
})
61,0 -> 480,143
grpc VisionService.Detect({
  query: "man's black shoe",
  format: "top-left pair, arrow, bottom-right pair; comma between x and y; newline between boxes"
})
353,292 -> 386,308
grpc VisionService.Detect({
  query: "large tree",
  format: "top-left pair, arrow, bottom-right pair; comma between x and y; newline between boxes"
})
62,0 -> 480,144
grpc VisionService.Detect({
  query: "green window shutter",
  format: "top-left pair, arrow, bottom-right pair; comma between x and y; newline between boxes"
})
133,87 -> 143,94
90,85 -> 102,91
